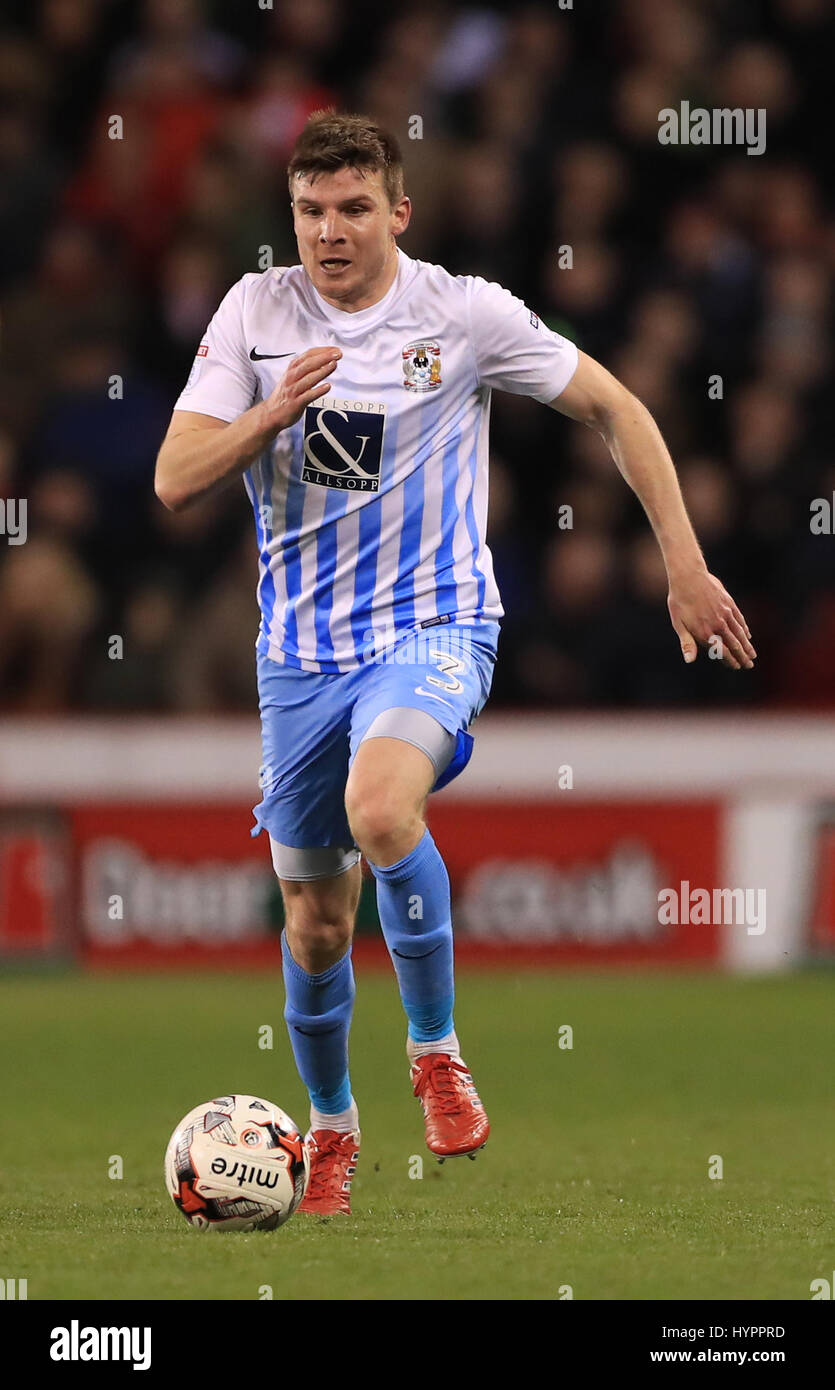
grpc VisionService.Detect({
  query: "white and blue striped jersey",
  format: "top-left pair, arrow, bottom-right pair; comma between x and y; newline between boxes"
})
173,248 -> 578,672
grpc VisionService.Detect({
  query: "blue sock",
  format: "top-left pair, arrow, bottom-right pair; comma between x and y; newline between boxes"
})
368,828 -> 455,1042
280,930 -> 354,1114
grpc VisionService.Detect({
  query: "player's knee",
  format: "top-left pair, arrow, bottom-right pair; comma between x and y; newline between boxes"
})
344,789 -> 418,861
283,912 -> 353,972
282,879 -> 355,966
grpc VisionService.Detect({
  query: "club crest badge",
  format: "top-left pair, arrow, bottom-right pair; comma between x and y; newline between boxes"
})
402,339 -> 442,392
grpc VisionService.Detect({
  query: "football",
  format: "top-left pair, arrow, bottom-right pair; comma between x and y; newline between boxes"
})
164,1094 -> 309,1231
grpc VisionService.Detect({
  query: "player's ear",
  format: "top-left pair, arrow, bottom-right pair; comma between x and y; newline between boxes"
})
392,196 -> 411,234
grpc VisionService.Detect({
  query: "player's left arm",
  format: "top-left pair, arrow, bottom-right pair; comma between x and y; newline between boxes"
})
548,350 -> 756,670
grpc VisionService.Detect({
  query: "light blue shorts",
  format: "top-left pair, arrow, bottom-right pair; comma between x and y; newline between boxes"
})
251,620 -> 499,849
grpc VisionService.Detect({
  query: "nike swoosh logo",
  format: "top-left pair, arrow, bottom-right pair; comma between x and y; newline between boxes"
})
250,348 -> 295,361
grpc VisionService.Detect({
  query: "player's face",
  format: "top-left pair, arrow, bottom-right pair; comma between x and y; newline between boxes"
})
291,167 -> 410,310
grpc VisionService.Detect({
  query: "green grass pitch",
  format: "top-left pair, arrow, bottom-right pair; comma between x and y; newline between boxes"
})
1,969 -> 832,1301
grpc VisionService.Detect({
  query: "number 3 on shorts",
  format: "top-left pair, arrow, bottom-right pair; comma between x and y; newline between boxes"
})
414,648 -> 466,702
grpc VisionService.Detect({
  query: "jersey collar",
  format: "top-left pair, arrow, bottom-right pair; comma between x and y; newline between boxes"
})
300,248 -> 416,333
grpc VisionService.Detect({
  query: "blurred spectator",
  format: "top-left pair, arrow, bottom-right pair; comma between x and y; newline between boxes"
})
1,221 -> 136,434
80,578 -> 182,710
503,532 -> 618,706
169,533 -> 260,711
0,535 -> 98,710
109,0 -> 246,94
27,331 -> 169,541
0,30 -> 61,288
66,5 -> 234,273
235,54 -> 335,169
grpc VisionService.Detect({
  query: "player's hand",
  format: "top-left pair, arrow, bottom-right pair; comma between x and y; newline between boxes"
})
667,567 -> 756,670
260,347 -> 341,434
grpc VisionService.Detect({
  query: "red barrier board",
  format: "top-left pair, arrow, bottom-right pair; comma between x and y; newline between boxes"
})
68,800 -> 722,969
429,799 -> 722,964
0,811 -> 72,960
72,805 -> 278,966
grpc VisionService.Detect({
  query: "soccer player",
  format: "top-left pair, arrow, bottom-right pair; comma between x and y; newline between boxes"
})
155,112 -> 755,1215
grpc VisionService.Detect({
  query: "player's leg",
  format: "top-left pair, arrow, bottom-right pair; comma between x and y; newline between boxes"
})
346,729 -> 488,1160
275,842 -> 362,1121
252,653 -> 362,1212
345,622 -> 498,1159
345,728 -> 456,1048
273,847 -> 362,1215
277,846 -> 362,973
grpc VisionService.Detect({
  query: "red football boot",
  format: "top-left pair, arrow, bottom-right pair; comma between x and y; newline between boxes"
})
410,1054 -> 489,1161
298,1129 -> 360,1215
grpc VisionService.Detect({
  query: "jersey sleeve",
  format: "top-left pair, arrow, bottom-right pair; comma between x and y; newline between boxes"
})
466,276 -> 578,403
172,277 -> 257,422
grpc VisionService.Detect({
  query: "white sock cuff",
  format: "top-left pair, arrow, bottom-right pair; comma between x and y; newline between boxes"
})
407,1030 -> 461,1062
309,1098 -> 359,1134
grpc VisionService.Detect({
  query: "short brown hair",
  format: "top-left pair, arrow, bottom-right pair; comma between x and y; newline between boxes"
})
287,110 -> 404,207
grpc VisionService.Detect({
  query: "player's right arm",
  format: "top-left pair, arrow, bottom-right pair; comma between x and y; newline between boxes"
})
154,347 -> 341,512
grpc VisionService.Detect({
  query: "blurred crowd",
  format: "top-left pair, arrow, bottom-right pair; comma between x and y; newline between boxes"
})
1,0 -> 834,712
